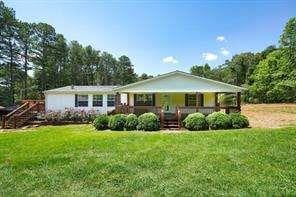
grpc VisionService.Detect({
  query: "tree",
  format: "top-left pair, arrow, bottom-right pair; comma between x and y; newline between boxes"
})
98,52 -> 117,85
0,1 -> 20,104
280,17 -> 296,64
31,23 -> 57,93
83,45 -> 99,85
17,21 -> 34,99
52,34 -> 68,87
116,55 -> 137,85
138,73 -> 153,81
68,40 -> 84,85
190,63 -> 212,78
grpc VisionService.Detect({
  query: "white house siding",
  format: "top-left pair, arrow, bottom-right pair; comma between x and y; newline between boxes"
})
45,94 -> 74,111
45,93 -> 116,114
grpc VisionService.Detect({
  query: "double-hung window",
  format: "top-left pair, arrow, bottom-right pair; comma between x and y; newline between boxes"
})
107,94 -> 115,107
186,94 -> 197,107
93,95 -> 103,107
77,95 -> 88,107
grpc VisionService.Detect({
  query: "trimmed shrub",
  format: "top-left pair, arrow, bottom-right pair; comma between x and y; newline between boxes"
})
183,113 -> 208,131
229,113 -> 249,129
108,114 -> 127,131
206,112 -> 232,130
125,114 -> 138,131
137,112 -> 160,131
93,115 -> 109,130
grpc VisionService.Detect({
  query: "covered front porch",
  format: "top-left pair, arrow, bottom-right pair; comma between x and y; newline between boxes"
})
113,70 -> 244,129
115,92 -> 241,116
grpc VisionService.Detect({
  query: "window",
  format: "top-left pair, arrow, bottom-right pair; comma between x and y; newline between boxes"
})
107,94 -> 115,107
77,95 -> 88,107
93,95 -> 103,107
134,94 -> 154,106
186,94 -> 196,106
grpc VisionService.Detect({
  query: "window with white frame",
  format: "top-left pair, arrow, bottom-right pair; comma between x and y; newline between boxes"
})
77,95 -> 88,107
93,95 -> 103,107
107,94 -> 115,106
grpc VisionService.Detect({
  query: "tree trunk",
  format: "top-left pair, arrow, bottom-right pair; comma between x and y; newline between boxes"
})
24,46 -> 28,99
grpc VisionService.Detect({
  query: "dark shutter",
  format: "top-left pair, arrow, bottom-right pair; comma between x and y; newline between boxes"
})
75,94 -> 78,107
185,94 -> 188,107
134,94 -> 137,106
200,94 -> 204,107
152,94 -> 155,106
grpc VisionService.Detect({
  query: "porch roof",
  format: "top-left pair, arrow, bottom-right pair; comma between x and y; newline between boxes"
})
114,70 -> 245,93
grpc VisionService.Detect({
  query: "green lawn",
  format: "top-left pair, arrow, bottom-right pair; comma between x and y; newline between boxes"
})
0,125 -> 296,196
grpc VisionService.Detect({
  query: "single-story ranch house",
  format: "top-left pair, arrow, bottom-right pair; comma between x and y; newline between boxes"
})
44,70 -> 244,117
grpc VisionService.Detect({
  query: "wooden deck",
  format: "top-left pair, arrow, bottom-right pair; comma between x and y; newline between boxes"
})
1,100 -> 45,129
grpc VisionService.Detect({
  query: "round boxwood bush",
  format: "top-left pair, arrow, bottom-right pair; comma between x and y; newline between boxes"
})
206,112 -> 232,130
229,113 -> 249,129
108,114 -> 127,131
183,112 -> 208,131
137,112 -> 160,131
125,114 -> 138,131
93,115 -> 109,130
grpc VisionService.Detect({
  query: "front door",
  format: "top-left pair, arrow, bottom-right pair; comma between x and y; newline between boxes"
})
161,94 -> 173,113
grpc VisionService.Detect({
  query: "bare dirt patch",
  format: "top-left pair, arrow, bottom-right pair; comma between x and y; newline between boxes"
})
242,104 -> 296,128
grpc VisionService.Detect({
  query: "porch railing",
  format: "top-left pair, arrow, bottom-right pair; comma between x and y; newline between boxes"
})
115,105 -> 163,116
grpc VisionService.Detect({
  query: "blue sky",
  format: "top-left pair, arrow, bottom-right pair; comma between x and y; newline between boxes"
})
4,0 -> 296,75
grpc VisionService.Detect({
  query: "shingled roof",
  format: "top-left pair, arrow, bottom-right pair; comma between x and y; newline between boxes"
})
44,85 -> 118,94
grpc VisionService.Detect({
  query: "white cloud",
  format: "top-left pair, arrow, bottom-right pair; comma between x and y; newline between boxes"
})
220,47 -> 230,56
162,56 -> 178,64
202,52 -> 218,61
216,36 -> 226,42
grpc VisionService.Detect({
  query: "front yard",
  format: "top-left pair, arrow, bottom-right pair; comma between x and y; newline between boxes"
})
0,125 -> 296,195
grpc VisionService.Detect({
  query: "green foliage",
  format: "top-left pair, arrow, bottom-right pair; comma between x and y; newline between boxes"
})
183,113 -> 208,131
229,113 -> 249,129
108,114 -> 127,131
137,112 -> 160,131
248,50 -> 296,103
190,63 -> 212,78
93,115 -> 109,130
125,114 -> 138,131
206,112 -> 232,130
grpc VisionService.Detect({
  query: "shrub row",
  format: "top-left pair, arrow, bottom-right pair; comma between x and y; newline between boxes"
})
183,112 -> 249,131
42,109 -> 97,123
93,112 -> 160,131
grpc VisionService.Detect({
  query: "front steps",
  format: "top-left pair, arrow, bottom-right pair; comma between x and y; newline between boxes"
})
161,113 -> 180,130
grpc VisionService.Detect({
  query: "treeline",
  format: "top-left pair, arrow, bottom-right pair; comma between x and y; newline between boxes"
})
0,1 -> 153,106
1,1 -> 295,106
190,17 -> 296,103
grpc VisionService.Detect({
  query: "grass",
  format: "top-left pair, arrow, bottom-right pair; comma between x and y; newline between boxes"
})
0,125 -> 296,196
